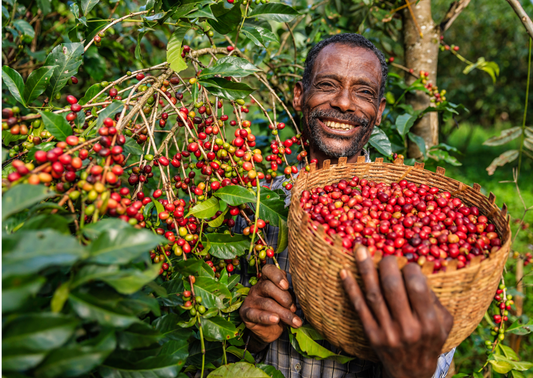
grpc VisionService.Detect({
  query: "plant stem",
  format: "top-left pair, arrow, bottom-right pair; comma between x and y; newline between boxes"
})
198,316 -> 206,378
517,37 -> 532,179
223,340 -> 227,365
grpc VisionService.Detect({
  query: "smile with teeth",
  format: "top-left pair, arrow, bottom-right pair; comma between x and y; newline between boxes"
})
322,119 -> 356,131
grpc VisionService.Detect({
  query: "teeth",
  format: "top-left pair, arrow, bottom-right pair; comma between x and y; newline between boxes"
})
324,120 -> 353,130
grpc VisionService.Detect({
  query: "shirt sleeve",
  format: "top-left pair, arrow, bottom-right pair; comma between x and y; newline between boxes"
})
432,348 -> 456,378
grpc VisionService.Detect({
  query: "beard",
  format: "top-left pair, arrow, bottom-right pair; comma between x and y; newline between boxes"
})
305,108 -> 372,159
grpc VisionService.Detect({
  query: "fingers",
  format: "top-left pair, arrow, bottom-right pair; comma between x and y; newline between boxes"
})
241,307 -> 280,326
403,263 -> 438,333
262,264 -> 290,291
431,290 -> 454,338
379,256 -> 416,331
354,246 -> 394,330
241,301 -> 302,328
340,268 -> 379,338
257,280 -> 296,311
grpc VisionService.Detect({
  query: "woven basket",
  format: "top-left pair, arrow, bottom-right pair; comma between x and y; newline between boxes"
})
287,156 -> 511,361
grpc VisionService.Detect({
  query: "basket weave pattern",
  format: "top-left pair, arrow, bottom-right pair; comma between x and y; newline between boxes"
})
287,157 -> 511,361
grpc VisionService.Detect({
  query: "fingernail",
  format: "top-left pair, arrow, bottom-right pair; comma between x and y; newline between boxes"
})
340,269 -> 347,279
280,279 -> 289,290
293,317 -> 302,327
270,315 -> 279,323
290,304 -> 297,312
356,246 -> 368,262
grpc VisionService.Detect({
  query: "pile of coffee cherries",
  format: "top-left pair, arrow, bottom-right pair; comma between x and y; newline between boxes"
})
299,177 -> 503,273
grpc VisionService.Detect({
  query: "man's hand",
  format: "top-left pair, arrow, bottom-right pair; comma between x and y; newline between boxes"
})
240,265 -> 303,352
340,246 -> 453,378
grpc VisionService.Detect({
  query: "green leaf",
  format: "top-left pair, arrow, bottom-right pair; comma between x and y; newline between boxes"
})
117,323 -> 163,350
289,325 -> 355,364
258,195 -> 288,225
69,291 -> 141,328
73,264 -> 161,294
489,360 -> 514,374
2,230 -> 86,279
199,77 -> 254,101
122,136 -> 144,155
486,149 -> 519,175
80,0 -> 99,15
187,197 -> 220,219
208,3 -> 242,34
78,83 -> 102,105
88,227 -> 164,265
51,281 -> 70,313
23,65 -> 56,104
82,218 -> 132,239
21,213 -> 72,234
208,208 -> 228,228
201,316 -> 238,341
248,3 -> 299,22
256,364 -> 284,378
167,26 -> 189,74
207,362 -> 270,378
186,5 -> 216,20
37,0 -> 52,15
369,127 -> 392,156
153,313 -> 193,343
2,184 -> 56,220
174,259 -> 215,278
241,25 -> 279,48
214,185 -> 256,206
199,56 -> 259,78
451,374 -> 469,378
3,313 -> 79,351
511,371 -> 526,378
44,43 -> 84,100
2,275 -> 46,313
226,346 -> 254,364
38,110 -> 72,141
13,19 -> 35,41
507,319 -> 533,335
395,113 -> 416,136
499,344 -> 519,361
2,66 -> 25,106
34,329 -> 116,378
186,276 -> 231,309
276,217 -> 288,254
94,100 -> 124,131
408,132 -> 427,157
205,233 -> 250,259
483,126 -> 522,146
99,341 -> 188,377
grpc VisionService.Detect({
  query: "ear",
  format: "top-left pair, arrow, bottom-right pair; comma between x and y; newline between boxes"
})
374,97 -> 387,126
293,81 -> 304,112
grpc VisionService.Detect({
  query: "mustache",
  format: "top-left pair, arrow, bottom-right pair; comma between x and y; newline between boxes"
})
308,109 -> 370,129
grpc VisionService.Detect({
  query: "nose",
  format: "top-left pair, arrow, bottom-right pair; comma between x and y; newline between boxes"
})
330,88 -> 355,113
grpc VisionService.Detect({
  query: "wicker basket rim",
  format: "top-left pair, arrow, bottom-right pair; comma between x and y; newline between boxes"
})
290,160 -> 512,279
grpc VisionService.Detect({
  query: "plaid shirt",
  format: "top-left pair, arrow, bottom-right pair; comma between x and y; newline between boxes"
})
237,151 -> 455,377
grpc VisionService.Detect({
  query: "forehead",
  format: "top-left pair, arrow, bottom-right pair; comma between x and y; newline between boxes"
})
311,43 -> 382,87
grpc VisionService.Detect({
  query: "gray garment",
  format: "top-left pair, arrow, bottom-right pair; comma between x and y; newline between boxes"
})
237,151 -> 455,377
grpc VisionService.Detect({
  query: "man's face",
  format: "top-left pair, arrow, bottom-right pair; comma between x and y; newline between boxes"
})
294,43 -> 387,158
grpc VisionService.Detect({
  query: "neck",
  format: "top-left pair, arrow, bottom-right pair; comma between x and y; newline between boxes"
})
308,145 -> 365,169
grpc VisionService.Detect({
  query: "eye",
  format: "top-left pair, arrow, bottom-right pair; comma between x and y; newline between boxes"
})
316,82 -> 335,90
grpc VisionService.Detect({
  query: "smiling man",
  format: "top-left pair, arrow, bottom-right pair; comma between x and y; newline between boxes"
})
239,34 -> 455,378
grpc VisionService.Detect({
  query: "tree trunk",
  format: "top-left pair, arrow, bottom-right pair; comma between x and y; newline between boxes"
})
402,1 -> 440,159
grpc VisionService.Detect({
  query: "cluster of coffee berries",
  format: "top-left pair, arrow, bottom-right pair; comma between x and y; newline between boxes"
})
300,177 -> 501,273
418,71 -> 447,104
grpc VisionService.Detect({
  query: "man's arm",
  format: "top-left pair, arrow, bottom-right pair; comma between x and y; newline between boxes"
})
341,246 -> 454,378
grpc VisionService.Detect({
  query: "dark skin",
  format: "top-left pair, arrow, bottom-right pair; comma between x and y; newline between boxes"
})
239,43 -> 454,378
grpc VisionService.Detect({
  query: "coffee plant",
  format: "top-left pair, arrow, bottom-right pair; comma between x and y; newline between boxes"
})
2,0 -> 532,377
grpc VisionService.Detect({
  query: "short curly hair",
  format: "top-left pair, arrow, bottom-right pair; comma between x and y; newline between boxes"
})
302,33 -> 388,100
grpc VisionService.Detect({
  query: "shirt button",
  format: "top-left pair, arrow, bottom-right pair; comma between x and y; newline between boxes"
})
294,363 -> 301,372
